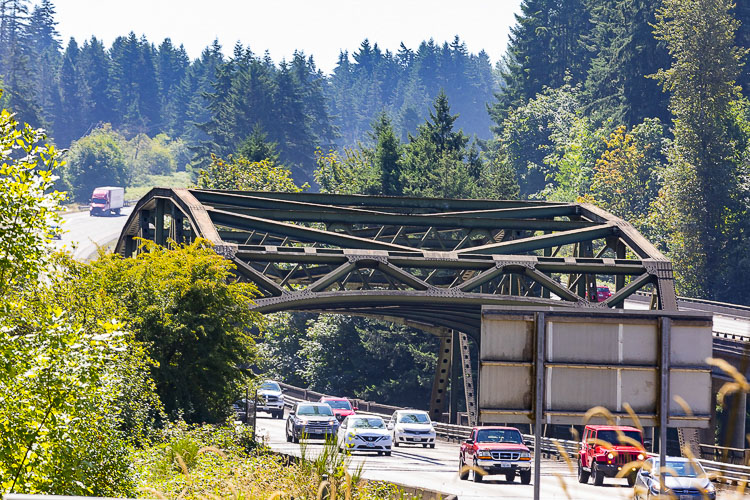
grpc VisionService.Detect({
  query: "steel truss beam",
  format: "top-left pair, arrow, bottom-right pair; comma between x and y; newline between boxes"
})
116,188 -> 679,336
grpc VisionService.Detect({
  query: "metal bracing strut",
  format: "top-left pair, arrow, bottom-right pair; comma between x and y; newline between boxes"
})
459,331 -> 478,426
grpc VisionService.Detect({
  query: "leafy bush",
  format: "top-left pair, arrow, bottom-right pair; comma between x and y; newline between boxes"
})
135,423 -> 405,500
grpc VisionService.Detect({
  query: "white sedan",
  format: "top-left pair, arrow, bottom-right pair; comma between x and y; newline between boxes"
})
388,409 -> 436,448
337,415 -> 392,455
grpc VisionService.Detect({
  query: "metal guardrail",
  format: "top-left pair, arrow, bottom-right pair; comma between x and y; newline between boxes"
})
275,381 -> 750,486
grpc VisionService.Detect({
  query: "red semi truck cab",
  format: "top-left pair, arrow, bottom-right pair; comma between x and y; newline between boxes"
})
578,424 -> 646,487
90,186 -> 124,216
459,426 -> 532,484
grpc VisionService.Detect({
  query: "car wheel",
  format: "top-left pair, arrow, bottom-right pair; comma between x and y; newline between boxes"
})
505,470 -> 516,483
394,441 -> 399,447
459,458 -> 469,480
577,460 -> 590,483
593,463 -> 604,486
377,451 -> 383,456
627,472 -> 636,487
422,443 -> 428,448
385,451 -> 391,456
472,459 -> 483,483
520,469 -> 531,485
429,443 -> 435,449
286,431 -> 291,443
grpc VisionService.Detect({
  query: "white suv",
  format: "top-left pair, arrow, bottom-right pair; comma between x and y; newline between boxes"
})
387,409 -> 436,448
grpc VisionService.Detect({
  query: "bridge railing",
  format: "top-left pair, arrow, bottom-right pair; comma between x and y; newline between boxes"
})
274,381 -> 750,486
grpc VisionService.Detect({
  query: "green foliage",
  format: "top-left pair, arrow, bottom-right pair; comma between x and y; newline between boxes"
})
124,171 -> 192,201
541,115 -> 606,202
197,154 -> 305,192
496,83 -> 581,197
583,121 -> 665,232
314,147 -> 379,195
124,132 -> 178,180
582,0 -> 670,127
236,124 -> 281,165
650,0 -> 748,299
492,0 -> 591,127
62,125 -> 128,202
89,240 -> 263,423
0,98 -> 64,295
263,314 -> 439,408
135,422 -> 400,500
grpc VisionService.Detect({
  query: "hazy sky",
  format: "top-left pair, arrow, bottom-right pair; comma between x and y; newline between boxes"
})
50,0 -> 522,74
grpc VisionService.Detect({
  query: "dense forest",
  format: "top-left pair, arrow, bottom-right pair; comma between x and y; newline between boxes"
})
3,0 -> 750,409
0,0 -> 498,186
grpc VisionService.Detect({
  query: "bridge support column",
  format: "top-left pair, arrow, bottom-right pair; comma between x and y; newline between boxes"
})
449,330 -> 460,424
700,378 -> 721,446
155,198 -> 166,246
428,335 -> 452,423
724,390 -> 747,449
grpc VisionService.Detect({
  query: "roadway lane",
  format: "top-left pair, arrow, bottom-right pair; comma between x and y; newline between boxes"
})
51,207 -> 133,260
255,413 -> 640,500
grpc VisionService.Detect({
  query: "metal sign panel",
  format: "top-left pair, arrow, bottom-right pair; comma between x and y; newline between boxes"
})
479,307 -> 712,428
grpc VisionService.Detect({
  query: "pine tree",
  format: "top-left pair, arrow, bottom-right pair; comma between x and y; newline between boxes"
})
56,37 -> 90,146
27,0 -> 60,127
156,38 -> 188,134
371,113 -> 402,195
491,0 -> 591,129
0,0 -> 40,125
582,0 -> 670,127
79,36 -> 114,128
237,124 -> 280,164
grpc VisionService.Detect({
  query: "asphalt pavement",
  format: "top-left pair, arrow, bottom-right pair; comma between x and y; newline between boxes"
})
51,207 -> 133,260
255,412 -> 641,500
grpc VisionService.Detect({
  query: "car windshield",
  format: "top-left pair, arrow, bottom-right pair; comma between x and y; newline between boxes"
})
398,413 -> 430,424
650,460 -> 704,478
260,382 -> 280,391
91,198 -> 106,203
595,430 -> 643,446
325,400 -> 351,410
297,405 -> 333,416
598,287 -> 609,292
476,429 -> 523,444
350,418 -> 385,429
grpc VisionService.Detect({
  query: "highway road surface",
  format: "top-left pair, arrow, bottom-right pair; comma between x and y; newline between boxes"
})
257,413 -> 725,500
51,207 -> 133,260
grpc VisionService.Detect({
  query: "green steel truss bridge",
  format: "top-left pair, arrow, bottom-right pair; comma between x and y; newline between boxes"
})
116,188 -> 677,337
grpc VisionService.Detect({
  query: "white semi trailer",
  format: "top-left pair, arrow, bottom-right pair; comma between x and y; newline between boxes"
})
89,186 -> 124,216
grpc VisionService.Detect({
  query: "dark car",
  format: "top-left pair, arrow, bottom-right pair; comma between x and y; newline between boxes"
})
286,402 -> 338,443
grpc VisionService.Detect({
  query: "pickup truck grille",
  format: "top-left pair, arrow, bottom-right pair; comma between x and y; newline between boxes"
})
491,452 -> 520,460
265,395 -> 278,402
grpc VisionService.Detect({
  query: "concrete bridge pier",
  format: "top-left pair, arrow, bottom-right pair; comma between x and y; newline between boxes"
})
723,390 -> 747,449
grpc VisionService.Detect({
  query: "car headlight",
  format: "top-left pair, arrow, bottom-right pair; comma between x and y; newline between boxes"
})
704,482 -> 715,493
637,453 -> 645,461
520,452 -> 531,461
477,449 -> 492,459
607,452 -> 614,460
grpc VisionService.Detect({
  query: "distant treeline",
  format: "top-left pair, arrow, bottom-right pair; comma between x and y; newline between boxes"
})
0,0 -> 499,184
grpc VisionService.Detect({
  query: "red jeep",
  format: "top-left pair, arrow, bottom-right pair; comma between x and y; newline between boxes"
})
578,424 -> 646,486
459,426 -> 532,484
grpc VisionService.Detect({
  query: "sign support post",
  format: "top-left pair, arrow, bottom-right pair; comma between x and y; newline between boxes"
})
533,312 -> 546,500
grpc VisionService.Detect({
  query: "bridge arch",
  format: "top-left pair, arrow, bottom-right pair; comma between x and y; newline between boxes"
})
116,188 -> 678,328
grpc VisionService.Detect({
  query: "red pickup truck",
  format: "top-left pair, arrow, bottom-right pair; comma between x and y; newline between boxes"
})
459,426 -> 532,484
578,424 -> 646,486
